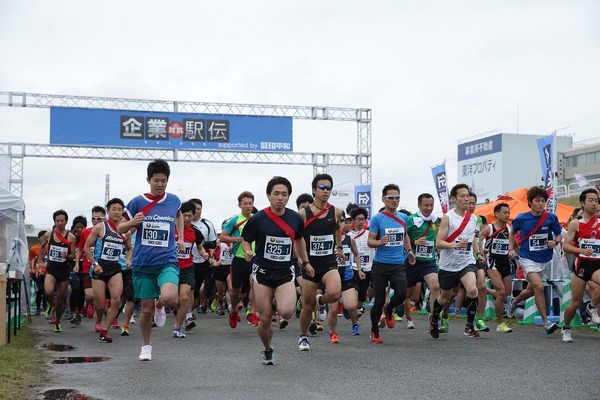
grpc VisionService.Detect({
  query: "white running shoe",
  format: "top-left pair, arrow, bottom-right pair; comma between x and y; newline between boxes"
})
586,303 -> 600,324
406,319 -> 415,329
139,345 -> 152,361
129,315 -> 136,325
298,336 -> 310,351
154,305 -> 167,328
561,329 -> 573,343
316,294 -> 327,321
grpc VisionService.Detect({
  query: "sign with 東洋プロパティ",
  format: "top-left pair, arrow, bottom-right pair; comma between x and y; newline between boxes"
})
49,107 -> 293,152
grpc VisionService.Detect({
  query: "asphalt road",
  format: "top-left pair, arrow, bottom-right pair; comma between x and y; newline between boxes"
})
30,310 -> 599,400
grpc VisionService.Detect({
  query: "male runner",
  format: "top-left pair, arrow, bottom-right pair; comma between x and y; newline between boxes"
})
298,174 -> 344,351
39,210 -> 77,333
29,230 -> 48,315
561,188 -> 600,342
220,191 -> 258,328
404,193 -> 440,330
509,186 -> 562,335
242,176 -> 312,364
429,183 -> 484,339
84,198 -> 132,343
118,159 -> 184,361
468,192 -> 491,332
349,207 -> 374,320
367,184 -> 416,343
480,202 -> 514,333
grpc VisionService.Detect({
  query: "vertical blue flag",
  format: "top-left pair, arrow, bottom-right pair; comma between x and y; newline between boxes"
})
431,162 -> 449,214
536,133 -> 556,212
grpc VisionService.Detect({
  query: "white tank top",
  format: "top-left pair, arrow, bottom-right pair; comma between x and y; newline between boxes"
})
438,209 -> 479,272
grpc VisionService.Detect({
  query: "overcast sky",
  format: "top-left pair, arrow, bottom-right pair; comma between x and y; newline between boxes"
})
1,1 -> 599,230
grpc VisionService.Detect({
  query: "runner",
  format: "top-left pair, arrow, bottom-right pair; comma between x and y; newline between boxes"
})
220,191 -> 258,328
348,207 -> 374,322
84,198 -> 132,343
429,183 -> 484,339
509,185 -> 562,335
173,200 -> 206,338
118,159 -> 184,361
29,230 -> 48,316
367,184 -> 416,343
404,193 -> 440,330
241,176 -> 311,364
210,225 -> 233,316
298,174 -> 345,351
38,210 -> 77,333
561,188 -> 600,342
480,202 -> 514,333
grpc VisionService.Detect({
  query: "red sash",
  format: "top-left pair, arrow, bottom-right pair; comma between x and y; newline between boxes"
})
107,219 -> 127,242
54,229 -> 71,246
232,216 -> 250,234
577,215 -> 599,241
304,203 -> 332,228
381,211 -> 407,229
516,211 -> 548,246
141,192 -> 166,215
354,229 -> 367,239
445,212 -> 472,243
487,224 -> 508,241
264,207 -> 296,241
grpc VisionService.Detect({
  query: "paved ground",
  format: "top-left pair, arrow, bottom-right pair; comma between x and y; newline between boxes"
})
29,310 -> 599,399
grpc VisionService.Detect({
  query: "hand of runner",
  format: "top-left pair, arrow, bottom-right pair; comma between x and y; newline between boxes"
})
304,263 -> 315,278
380,235 -> 389,246
454,238 -> 468,249
177,240 -> 185,252
407,251 -> 416,265
358,271 -> 366,280
73,264 -> 79,273
547,240 -> 557,249
414,236 -> 427,245
131,212 -> 145,226
244,250 -> 253,262
580,247 -> 594,257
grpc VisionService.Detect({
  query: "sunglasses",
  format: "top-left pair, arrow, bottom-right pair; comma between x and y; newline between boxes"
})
91,217 -> 105,221
316,184 -> 333,191
383,195 -> 400,201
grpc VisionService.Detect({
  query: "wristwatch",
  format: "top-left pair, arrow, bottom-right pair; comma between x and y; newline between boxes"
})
302,261 -> 310,267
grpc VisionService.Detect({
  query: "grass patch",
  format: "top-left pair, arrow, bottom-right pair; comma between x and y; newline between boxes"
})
0,326 -> 47,400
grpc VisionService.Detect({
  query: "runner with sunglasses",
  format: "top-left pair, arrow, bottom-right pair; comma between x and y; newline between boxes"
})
298,174 -> 345,351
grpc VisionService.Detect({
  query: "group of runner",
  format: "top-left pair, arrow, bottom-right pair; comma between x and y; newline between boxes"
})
29,159 -> 600,365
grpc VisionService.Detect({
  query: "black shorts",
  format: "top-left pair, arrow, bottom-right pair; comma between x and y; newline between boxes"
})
230,257 -> 252,293
488,258 -> 512,279
574,259 -> 600,282
212,265 -> 230,282
179,267 -> 196,287
476,259 -> 486,271
438,264 -> 477,291
406,260 -> 438,288
193,261 -> 211,290
252,264 -> 295,289
341,275 -> 359,291
92,263 -> 122,284
302,262 -> 338,284
121,269 -> 134,302
354,270 -> 371,302
46,264 -> 70,283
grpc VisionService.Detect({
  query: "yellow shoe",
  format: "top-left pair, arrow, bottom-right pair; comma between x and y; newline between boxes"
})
496,322 -> 512,333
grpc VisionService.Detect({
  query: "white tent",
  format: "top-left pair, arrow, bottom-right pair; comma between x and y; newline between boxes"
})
0,186 -> 27,274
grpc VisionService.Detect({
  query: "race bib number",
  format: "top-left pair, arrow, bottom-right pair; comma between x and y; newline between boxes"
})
141,221 -> 170,248
309,234 -> 334,256
177,242 -> 193,259
264,235 -> 292,262
579,238 -> 600,259
528,234 -> 547,251
491,238 -> 509,255
360,254 -> 370,264
415,240 -> 434,258
48,244 -> 67,263
384,228 -> 404,247
100,241 -> 123,262
336,247 -> 351,266
221,248 -> 233,264
454,237 -> 473,256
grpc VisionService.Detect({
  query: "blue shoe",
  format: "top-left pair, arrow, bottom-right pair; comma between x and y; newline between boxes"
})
352,324 -> 360,336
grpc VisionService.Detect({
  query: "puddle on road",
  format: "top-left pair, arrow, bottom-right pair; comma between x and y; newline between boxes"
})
52,357 -> 110,364
44,343 -> 76,352
41,388 -> 99,399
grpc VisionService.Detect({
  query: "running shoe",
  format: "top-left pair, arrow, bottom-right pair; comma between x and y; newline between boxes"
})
316,294 -> 327,321
44,306 -> 54,319
279,319 -> 288,329
196,305 -> 205,314
352,324 -> 360,336
248,312 -> 259,327
394,305 -> 405,317
229,312 -> 239,329
210,299 -> 218,311
561,328 -> 573,343
129,315 -> 136,325
370,331 -> 383,343
64,310 -> 72,321
506,296 -> 517,318
69,313 -> 79,325
474,319 -> 490,332
298,336 -> 310,351
545,321 -> 559,335
406,318 -> 415,330
295,299 -> 302,318
262,348 -> 275,365
384,304 -> 396,328
315,321 -> 324,331
154,305 -> 167,328
111,319 -> 120,329
139,345 -> 152,361
94,322 -> 102,333
98,331 -> 113,343
464,325 -> 480,338
86,303 -> 94,318
496,322 -> 513,333
329,332 -> 340,344
216,307 -> 225,316
439,317 -> 449,334
309,322 -> 318,336
342,308 -> 350,320
378,315 -> 386,329
184,318 -> 196,331
173,327 -> 186,338
428,315 -> 439,339
586,303 -> 600,324
120,325 -> 130,336
53,323 -> 62,333
394,312 -> 402,322
48,315 -> 57,324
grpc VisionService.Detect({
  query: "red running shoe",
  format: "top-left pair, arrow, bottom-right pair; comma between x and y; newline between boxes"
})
229,312 -> 238,329
86,303 -> 95,319
111,319 -> 120,329
94,322 -> 102,333
247,312 -> 259,326
383,305 -> 395,329
370,331 -> 383,343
